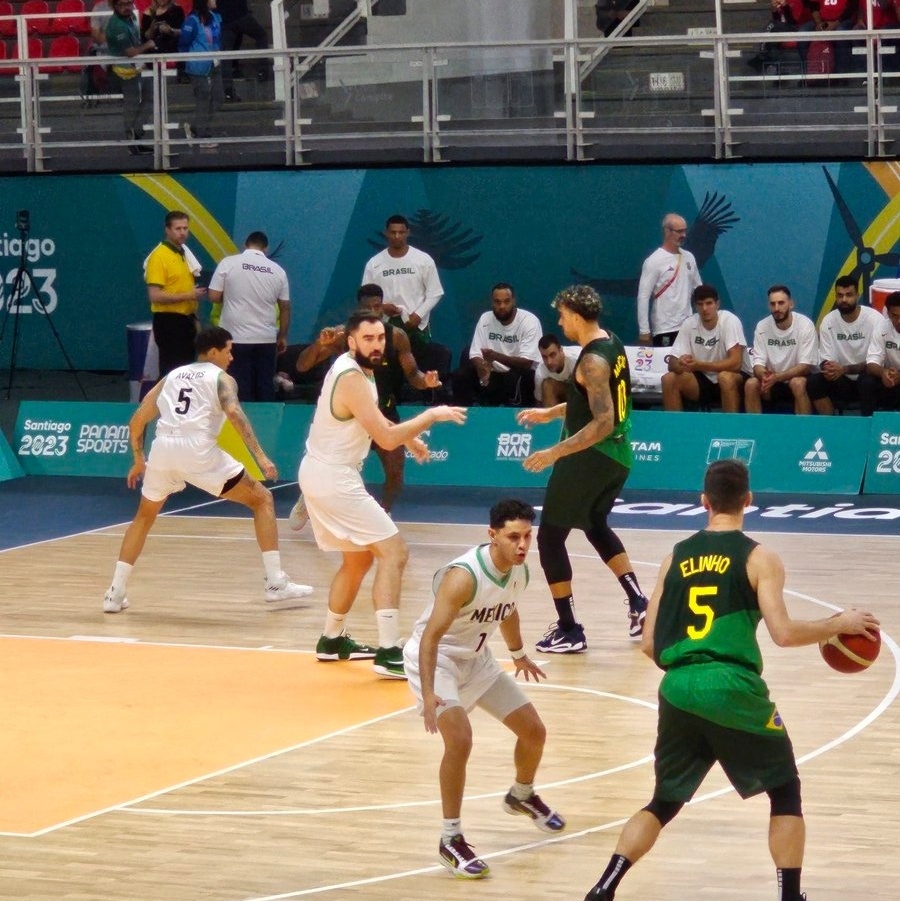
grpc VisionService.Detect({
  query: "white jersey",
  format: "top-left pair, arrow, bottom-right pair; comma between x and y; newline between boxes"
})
407,544 -> 530,662
670,309 -> 747,384
818,305 -> 883,378
362,245 -> 444,330
155,361 -> 225,446
866,316 -> 900,369
750,312 -> 818,372
209,248 -> 290,344
534,344 -> 580,400
304,353 -> 377,467
636,247 -> 701,337
468,308 -> 542,373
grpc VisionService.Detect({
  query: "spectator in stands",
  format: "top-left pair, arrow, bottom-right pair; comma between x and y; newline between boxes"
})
661,284 -> 747,413
808,275 -> 883,415
362,214 -> 444,369
141,0 -> 185,81
749,0 -> 815,70
90,0 -> 112,50
207,231 -> 289,402
745,285 -> 818,414
294,284 -> 441,513
217,0 -> 269,100
637,213 -> 701,348
452,283 -> 542,407
534,334 -> 580,407
106,0 -> 157,154
178,0 -> 224,148
860,291 -> 900,414
145,210 -> 207,378
810,0 -> 859,72
596,0 -> 640,37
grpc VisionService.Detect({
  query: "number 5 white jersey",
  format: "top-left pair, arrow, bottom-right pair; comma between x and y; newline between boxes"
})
408,544 -> 530,662
155,361 -> 226,445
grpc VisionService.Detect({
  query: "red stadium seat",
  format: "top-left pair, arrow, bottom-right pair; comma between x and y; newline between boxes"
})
21,0 -> 53,35
51,0 -> 89,34
0,2 -> 17,38
44,32 -> 79,70
0,34 -> 43,74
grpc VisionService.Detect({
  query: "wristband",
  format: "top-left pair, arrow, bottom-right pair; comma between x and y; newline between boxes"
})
509,647 -> 527,660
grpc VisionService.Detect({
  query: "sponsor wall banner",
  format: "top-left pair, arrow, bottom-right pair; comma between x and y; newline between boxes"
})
863,412 -> 900,494
627,411 -> 868,493
0,429 -> 24,482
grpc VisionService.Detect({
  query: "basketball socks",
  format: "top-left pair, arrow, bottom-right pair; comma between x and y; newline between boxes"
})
618,572 -> 646,606
441,817 -> 462,842
261,551 -> 282,582
509,781 -> 533,802
553,594 -> 577,631
375,608 -> 401,648
591,853 -> 632,898
323,610 -> 346,639
777,867 -> 803,901
111,561 -> 133,592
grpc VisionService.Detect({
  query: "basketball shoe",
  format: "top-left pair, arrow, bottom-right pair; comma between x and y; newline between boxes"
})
264,573 -> 314,602
288,494 -> 309,531
315,633 -> 377,661
438,834 -> 490,879
102,587 -> 129,614
502,791 -> 566,832
627,596 -> 648,640
372,645 -> 406,679
583,886 -> 613,900
534,622 -> 587,654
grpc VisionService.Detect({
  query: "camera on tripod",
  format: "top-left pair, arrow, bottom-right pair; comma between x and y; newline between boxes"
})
16,209 -> 30,235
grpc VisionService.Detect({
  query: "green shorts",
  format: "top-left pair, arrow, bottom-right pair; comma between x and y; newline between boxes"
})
654,695 -> 798,801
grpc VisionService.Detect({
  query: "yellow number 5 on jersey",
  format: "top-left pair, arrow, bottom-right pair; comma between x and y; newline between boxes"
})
687,585 -> 717,640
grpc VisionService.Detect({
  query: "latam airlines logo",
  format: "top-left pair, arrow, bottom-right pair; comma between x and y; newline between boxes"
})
799,438 -> 831,474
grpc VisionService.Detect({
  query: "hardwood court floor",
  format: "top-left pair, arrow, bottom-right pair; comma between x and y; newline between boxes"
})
0,516 -> 897,901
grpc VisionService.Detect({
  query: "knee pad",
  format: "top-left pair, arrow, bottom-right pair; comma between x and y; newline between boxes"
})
537,522 -> 572,584
643,797 -> 683,827
585,525 -> 625,564
768,777 -> 803,818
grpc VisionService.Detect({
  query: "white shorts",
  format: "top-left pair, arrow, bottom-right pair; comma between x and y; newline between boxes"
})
142,435 -> 243,502
403,642 -> 529,722
298,454 -> 398,552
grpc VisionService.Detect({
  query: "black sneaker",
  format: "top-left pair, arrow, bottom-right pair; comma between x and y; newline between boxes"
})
534,622 -> 587,654
315,633 -> 377,661
438,834 -> 489,879
502,791 -> 565,833
584,886 -> 612,900
627,596 -> 648,640
373,645 -> 406,679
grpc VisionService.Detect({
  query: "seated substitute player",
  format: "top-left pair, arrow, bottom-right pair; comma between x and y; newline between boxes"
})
860,290 -> 900,415
582,459 -> 880,901
534,333 -> 580,407
403,498 -> 565,880
102,327 -> 313,613
660,284 -> 747,412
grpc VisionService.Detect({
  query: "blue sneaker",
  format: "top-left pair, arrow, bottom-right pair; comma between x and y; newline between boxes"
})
502,791 -> 565,833
535,622 -> 587,654
438,834 -> 489,879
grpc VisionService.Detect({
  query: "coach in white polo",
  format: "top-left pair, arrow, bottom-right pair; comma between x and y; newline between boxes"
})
208,231 -> 290,402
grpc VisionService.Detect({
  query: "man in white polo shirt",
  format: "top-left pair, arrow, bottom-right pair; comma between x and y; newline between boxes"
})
208,231 -> 290,401
661,284 -> 747,412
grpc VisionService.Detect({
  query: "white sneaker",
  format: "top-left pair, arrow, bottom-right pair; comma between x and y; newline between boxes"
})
265,573 -> 313,603
288,495 -> 309,531
103,587 -> 129,613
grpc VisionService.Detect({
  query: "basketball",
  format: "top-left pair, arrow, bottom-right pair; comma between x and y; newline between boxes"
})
819,631 -> 881,674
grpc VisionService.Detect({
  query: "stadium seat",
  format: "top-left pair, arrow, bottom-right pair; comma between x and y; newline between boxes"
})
0,34 -> 42,74
0,2 -> 17,38
44,32 -> 79,71
50,0 -> 89,34
21,0 -> 52,35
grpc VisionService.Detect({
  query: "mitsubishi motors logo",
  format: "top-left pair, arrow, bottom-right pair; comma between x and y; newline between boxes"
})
799,438 -> 831,474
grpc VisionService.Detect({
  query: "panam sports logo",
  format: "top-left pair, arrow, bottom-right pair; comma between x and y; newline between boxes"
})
799,438 -> 831,474
497,432 -> 531,460
17,419 -> 130,458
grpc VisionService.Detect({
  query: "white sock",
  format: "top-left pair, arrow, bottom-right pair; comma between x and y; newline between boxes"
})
262,551 -> 282,582
111,561 -> 133,592
442,818 -> 462,842
510,781 -> 533,801
375,608 -> 401,649
323,610 -> 346,639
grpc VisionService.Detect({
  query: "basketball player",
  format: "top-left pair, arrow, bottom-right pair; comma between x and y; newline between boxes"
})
583,459 -> 881,901
403,498 -> 565,879
297,310 -> 466,679
517,285 -> 649,653
102,326 -> 313,613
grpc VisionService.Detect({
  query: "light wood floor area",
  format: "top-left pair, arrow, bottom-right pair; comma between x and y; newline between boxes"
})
0,516 -> 897,901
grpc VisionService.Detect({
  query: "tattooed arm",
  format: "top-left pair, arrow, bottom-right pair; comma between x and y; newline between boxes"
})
217,372 -> 278,480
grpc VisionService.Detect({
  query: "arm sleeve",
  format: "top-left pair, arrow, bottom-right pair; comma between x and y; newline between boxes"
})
817,322 -> 835,364
798,319 -> 819,365
412,260 -> 444,319
750,323 -> 767,369
721,313 -> 747,351
866,329 -> 886,366
670,326 -> 692,357
144,248 -> 166,288
636,257 -> 657,335
207,259 -> 227,294
518,314 -> 543,365
469,314 -> 487,360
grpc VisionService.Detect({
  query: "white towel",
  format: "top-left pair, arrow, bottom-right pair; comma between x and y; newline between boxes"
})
142,243 -> 203,277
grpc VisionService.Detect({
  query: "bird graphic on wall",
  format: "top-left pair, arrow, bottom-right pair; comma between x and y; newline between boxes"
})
570,191 -> 740,296
367,209 -> 483,269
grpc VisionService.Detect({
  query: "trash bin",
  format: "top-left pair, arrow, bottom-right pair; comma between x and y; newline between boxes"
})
126,322 -> 159,402
870,278 -> 900,312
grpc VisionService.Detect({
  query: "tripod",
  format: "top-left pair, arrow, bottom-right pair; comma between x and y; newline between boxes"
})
0,227 -> 87,401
